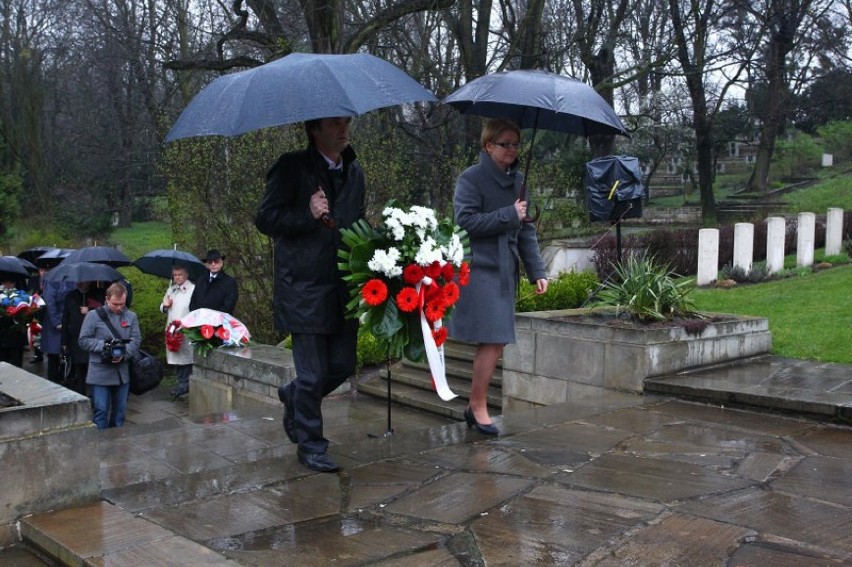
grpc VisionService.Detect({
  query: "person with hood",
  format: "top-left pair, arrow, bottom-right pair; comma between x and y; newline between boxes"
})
255,116 -> 366,473
448,118 -> 548,436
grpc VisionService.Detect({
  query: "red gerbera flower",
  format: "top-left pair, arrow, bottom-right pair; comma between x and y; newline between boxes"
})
424,301 -> 445,323
432,326 -> 448,347
441,263 -> 455,282
424,282 -> 443,304
362,278 -> 389,306
458,262 -> 471,286
396,287 -> 419,312
424,261 -> 442,279
403,264 -> 424,285
442,281 -> 460,305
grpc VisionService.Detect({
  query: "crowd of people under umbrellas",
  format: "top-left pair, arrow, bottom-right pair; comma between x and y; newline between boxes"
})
0,246 -> 238,426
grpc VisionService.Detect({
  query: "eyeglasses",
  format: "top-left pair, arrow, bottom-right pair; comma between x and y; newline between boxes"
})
491,141 -> 521,149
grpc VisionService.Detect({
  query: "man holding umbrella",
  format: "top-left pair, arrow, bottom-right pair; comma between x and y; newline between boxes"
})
255,117 -> 365,473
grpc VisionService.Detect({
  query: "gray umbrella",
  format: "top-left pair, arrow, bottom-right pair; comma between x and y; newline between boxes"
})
165,52 -> 438,142
441,69 -> 629,137
44,261 -> 123,284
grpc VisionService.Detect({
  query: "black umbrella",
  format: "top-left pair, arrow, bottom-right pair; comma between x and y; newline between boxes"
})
165,52 -> 438,141
443,69 -> 630,221
17,246 -> 59,264
62,246 -> 132,268
34,248 -> 75,268
0,256 -> 37,278
44,261 -> 123,284
134,249 -> 207,281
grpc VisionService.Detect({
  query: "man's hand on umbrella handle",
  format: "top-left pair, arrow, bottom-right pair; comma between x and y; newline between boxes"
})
310,188 -> 329,220
514,199 -> 527,221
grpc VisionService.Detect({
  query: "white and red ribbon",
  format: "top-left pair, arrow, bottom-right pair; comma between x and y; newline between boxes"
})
416,279 -> 457,401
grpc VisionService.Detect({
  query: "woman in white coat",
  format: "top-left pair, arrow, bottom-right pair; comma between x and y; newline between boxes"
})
160,265 -> 195,397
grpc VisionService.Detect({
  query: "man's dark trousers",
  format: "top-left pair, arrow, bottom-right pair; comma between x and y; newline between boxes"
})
287,325 -> 358,454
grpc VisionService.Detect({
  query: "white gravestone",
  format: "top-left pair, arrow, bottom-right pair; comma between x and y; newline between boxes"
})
825,207 -> 844,256
765,217 -> 786,275
697,228 -> 719,286
796,212 -> 816,267
733,223 -> 754,275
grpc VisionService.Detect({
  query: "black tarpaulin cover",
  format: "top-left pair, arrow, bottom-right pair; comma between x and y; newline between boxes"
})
585,155 -> 646,222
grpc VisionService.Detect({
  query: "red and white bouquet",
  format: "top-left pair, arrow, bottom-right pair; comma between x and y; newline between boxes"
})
177,308 -> 251,357
339,201 -> 470,400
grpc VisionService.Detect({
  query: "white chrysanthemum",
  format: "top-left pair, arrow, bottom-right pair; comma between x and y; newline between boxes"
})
368,248 -> 402,278
415,237 -> 443,266
409,206 -> 438,230
445,234 -> 464,266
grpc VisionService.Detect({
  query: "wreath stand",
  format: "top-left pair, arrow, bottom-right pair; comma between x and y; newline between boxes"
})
368,353 -> 395,438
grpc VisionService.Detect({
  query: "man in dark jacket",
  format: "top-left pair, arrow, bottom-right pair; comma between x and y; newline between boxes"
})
255,116 -> 366,473
189,249 -> 238,315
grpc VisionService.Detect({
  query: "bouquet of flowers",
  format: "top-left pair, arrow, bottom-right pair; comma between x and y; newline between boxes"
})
0,288 -> 45,329
178,308 -> 251,357
338,201 -> 470,399
165,320 -> 184,352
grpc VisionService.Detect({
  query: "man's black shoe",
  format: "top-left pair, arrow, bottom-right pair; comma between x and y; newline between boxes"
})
277,384 -> 297,443
297,450 -> 340,473
29,356 -> 43,364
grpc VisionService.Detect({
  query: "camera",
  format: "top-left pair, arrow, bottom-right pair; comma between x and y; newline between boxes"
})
102,339 -> 129,363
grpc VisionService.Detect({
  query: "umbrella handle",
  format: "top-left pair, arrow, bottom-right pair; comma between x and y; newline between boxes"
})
518,182 -> 541,223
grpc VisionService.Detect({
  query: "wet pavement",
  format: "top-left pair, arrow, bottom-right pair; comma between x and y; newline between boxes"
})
6,357 -> 852,566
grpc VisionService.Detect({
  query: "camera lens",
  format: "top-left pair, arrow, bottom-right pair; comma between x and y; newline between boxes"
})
112,346 -> 123,357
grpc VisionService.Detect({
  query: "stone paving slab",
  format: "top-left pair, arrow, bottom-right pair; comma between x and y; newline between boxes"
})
679,488 -> 852,559
471,484 -> 664,565
385,472 -> 533,524
557,453 -> 756,502
587,512 -> 755,567
218,516 -> 444,566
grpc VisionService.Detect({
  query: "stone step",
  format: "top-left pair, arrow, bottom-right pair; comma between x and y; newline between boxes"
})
357,339 -> 503,418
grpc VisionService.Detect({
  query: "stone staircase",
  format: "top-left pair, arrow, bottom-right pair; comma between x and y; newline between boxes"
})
356,339 -> 502,420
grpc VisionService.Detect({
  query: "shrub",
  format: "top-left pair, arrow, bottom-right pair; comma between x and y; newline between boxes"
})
587,233 -> 643,283
593,254 -> 700,321
516,270 -> 599,312
642,228 -> 699,276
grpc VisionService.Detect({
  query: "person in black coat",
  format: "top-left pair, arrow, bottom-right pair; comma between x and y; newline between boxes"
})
62,281 -> 106,395
189,249 -> 238,315
255,116 -> 366,473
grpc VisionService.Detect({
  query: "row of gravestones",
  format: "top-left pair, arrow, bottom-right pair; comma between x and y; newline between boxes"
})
697,207 -> 846,286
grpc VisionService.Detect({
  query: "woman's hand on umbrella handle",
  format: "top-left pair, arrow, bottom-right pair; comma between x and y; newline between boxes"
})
310,188 -> 329,220
514,199 -> 527,221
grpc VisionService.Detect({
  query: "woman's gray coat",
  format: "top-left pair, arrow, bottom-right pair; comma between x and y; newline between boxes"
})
78,306 -> 142,386
448,151 -> 546,344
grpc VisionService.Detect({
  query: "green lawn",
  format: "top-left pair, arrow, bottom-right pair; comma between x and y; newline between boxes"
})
692,264 -> 852,363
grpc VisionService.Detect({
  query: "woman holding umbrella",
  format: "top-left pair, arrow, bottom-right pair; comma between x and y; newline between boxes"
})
448,118 -> 548,435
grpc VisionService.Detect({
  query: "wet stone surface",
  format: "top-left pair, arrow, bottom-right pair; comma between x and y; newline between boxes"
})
11,358 -> 852,566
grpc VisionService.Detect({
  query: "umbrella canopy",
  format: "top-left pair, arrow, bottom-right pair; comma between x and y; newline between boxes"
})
442,69 -> 629,137
35,248 -> 75,268
165,52 -> 438,141
0,256 -> 37,279
134,249 -> 207,281
17,246 -> 58,264
62,246 -> 132,268
44,261 -> 123,284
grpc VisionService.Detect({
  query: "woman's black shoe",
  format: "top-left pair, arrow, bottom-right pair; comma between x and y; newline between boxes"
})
463,407 -> 499,436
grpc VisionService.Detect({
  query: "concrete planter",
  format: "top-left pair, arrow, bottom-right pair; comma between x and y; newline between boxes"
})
502,309 -> 771,409
0,363 -> 97,547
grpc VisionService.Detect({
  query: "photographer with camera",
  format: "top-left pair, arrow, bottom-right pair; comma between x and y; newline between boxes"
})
78,282 -> 141,429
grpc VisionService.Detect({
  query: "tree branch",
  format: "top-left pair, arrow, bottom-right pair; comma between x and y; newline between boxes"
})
344,0 -> 456,53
